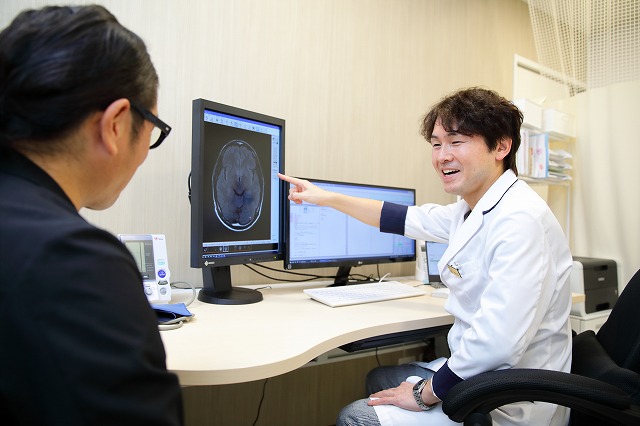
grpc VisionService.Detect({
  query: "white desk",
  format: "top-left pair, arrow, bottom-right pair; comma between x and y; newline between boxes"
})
160,279 -> 453,386
160,280 -> 585,387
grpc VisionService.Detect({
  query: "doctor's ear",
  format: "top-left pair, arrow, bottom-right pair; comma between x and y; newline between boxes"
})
495,138 -> 512,161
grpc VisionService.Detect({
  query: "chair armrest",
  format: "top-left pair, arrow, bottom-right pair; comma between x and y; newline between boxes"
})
442,368 -> 631,424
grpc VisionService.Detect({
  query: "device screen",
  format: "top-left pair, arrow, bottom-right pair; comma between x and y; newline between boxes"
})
124,239 -> 156,281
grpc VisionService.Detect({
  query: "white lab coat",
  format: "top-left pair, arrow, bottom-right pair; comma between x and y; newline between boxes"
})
375,170 -> 573,426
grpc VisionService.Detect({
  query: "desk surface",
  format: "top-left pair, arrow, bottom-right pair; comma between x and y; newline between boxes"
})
160,279 -> 453,386
160,280 -> 585,387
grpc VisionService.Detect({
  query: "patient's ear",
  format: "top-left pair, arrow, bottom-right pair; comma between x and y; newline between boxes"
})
99,98 -> 131,156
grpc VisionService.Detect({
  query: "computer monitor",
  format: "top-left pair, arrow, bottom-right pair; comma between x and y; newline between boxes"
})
425,241 -> 448,285
190,99 -> 285,305
284,179 -> 416,285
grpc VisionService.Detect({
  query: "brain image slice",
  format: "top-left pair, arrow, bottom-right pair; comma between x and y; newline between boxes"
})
212,140 -> 265,231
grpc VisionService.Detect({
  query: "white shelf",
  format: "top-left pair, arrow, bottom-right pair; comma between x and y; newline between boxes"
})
521,176 -> 571,186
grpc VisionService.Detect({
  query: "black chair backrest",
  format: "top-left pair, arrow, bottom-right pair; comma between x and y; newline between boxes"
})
597,269 -> 640,373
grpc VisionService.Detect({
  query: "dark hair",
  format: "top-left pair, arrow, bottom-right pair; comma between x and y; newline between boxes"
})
420,87 -> 523,175
0,5 -> 158,153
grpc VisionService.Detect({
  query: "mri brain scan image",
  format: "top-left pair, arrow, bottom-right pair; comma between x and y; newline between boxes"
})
212,140 -> 264,231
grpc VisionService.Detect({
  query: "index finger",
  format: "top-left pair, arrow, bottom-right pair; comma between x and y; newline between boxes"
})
277,173 -> 304,186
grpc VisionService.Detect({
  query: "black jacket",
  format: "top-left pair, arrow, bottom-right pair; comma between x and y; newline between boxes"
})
0,151 -> 183,425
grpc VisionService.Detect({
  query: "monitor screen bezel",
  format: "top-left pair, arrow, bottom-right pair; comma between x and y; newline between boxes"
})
284,178 -> 416,274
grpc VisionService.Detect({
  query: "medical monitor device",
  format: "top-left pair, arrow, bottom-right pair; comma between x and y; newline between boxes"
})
285,179 -> 416,285
118,234 -> 171,304
425,241 -> 448,285
191,99 -> 285,305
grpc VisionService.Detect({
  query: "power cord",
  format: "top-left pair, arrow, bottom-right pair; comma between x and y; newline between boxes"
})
378,272 -> 391,282
170,280 -> 197,306
252,378 -> 269,426
243,263 -> 391,285
187,172 -> 191,204
243,263 -> 334,282
334,265 -> 386,284
158,319 -> 187,331
157,280 -> 197,331
375,346 -> 382,367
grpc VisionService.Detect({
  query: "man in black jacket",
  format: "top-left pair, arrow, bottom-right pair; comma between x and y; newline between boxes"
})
0,5 -> 183,425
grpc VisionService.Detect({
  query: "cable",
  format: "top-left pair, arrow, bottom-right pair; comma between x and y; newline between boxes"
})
243,263 -> 334,283
252,263 -> 334,279
243,263 -> 395,286
158,321 -> 183,331
154,281 -> 196,332
170,280 -> 197,306
348,273 -> 376,283
345,265 -> 386,283
187,172 -> 191,204
244,264 -> 314,283
252,378 -> 269,426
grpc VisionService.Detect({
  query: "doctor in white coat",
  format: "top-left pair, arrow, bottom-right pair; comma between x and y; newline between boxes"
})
279,87 -> 573,426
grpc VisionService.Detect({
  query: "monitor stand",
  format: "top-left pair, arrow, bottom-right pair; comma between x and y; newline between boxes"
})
198,265 -> 263,305
331,266 -> 352,286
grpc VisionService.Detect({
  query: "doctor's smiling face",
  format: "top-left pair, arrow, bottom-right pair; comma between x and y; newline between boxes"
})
430,119 -> 511,210
421,88 -> 523,209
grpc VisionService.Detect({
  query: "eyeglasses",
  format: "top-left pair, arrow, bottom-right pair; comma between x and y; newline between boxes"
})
130,101 -> 172,149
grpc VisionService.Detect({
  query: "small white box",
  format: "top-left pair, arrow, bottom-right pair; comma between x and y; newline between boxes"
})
542,108 -> 576,138
513,98 -> 543,129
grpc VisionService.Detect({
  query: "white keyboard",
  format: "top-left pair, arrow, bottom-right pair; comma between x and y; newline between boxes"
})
303,281 -> 427,307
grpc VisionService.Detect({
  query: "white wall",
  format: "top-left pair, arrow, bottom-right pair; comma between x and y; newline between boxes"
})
1,0 -> 536,287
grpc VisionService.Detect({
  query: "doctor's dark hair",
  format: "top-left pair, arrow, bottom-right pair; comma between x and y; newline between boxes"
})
0,5 -> 158,153
420,87 -> 524,175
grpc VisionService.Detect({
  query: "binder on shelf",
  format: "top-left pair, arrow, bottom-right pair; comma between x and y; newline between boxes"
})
517,127 -> 530,176
517,130 -> 549,178
530,133 -> 549,178
518,133 -> 575,181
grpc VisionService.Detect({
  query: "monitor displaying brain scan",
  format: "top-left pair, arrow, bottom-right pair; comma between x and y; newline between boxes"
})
190,99 -> 285,304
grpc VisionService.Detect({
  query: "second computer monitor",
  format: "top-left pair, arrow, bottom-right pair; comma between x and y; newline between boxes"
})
285,179 -> 416,285
425,240 -> 448,285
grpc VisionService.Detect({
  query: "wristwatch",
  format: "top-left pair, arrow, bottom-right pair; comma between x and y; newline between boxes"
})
412,378 -> 434,411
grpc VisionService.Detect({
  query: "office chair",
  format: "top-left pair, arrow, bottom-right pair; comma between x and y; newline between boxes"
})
441,268 -> 640,426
